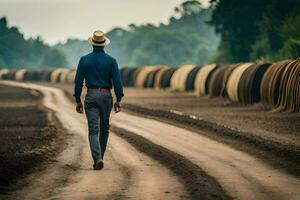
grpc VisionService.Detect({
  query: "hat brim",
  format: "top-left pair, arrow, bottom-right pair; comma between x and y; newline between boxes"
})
87,36 -> 110,47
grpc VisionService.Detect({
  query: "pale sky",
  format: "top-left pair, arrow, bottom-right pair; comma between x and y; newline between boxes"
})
0,0 -> 210,45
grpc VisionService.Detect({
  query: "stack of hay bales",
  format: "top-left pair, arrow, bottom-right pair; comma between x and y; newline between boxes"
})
194,64 -> 219,96
1,58 -> 299,113
170,65 -> 195,91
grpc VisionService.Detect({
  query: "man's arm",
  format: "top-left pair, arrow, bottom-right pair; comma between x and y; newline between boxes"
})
112,59 -> 124,102
74,58 -> 85,113
112,59 -> 124,112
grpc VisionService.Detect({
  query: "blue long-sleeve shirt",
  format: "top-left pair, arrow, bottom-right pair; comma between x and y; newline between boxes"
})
74,47 -> 124,103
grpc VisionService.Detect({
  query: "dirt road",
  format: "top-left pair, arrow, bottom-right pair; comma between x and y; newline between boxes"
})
111,112 -> 300,200
1,81 -> 188,200
2,81 -> 300,200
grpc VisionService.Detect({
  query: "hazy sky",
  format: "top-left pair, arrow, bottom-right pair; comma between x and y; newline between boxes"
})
0,0 -> 210,45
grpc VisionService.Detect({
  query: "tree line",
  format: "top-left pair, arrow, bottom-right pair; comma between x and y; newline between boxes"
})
0,0 -> 299,69
210,0 -> 300,63
0,18 -> 67,69
56,0 -> 218,67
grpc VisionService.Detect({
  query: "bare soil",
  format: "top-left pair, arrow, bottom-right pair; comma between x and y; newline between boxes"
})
2,81 -> 191,200
0,85 -> 64,194
51,84 -> 300,176
112,126 -> 231,200
121,88 -> 300,176
6,82 -> 300,200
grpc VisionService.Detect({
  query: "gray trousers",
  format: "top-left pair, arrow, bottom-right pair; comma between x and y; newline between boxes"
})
84,90 -> 113,162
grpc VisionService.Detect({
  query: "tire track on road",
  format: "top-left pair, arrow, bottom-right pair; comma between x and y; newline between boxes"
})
111,111 -> 300,200
1,81 -> 188,200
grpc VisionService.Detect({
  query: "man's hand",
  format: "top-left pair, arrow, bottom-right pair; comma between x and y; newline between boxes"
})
114,101 -> 122,113
76,102 -> 84,114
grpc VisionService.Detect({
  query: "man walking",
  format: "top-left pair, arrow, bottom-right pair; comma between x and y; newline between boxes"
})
74,30 -> 124,170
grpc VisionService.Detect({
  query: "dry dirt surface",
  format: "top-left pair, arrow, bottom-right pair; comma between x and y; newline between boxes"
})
122,88 -> 300,148
0,85 -> 62,195
110,109 -> 300,200
52,85 -> 300,176
1,81 -> 199,200
121,88 -> 300,175
4,81 -> 300,200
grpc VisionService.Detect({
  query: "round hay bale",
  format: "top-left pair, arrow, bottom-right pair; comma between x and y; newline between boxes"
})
0,69 -> 9,80
144,66 -> 165,88
135,66 -> 157,88
125,68 -> 138,87
226,63 -> 254,102
120,67 -> 129,86
66,70 -> 76,84
15,69 -> 27,81
132,67 -> 144,86
39,69 -> 54,82
170,65 -> 195,91
120,67 -> 132,86
260,60 -> 291,107
154,66 -> 169,89
220,64 -> 241,98
58,69 -> 72,83
119,67 -> 128,84
208,64 -> 229,97
276,59 -> 300,112
159,67 -> 178,89
50,68 -> 66,83
237,63 -> 271,105
2,69 -> 18,80
194,64 -> 219,96
185,65 -> 203,92
24,70 -> 40,81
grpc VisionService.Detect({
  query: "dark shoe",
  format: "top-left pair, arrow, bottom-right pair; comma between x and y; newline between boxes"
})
93,159 -> 104,170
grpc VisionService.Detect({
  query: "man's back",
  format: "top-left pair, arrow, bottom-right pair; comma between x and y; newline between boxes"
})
74,47 -> 123,103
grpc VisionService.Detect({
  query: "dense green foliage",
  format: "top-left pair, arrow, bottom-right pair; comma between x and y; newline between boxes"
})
55,39 -> 91,67
2,0 -> 298,69
0,17 -> 67,69
210,0 -> 300,63
57,1 -> 219,67
106,1 -> 218,67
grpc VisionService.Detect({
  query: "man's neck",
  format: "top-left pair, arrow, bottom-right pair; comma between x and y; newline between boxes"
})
93,47 -> 104,52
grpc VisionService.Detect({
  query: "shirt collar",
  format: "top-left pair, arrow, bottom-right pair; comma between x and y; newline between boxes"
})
93,47 -> 105,52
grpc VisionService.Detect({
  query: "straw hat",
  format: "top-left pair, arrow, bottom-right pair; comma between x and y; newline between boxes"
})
87,30 -> 110,47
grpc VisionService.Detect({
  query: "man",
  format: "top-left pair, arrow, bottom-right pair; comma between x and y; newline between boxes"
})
74,30 -> 124,170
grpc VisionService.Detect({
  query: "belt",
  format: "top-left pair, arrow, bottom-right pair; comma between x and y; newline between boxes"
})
88,87 -> 111,92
